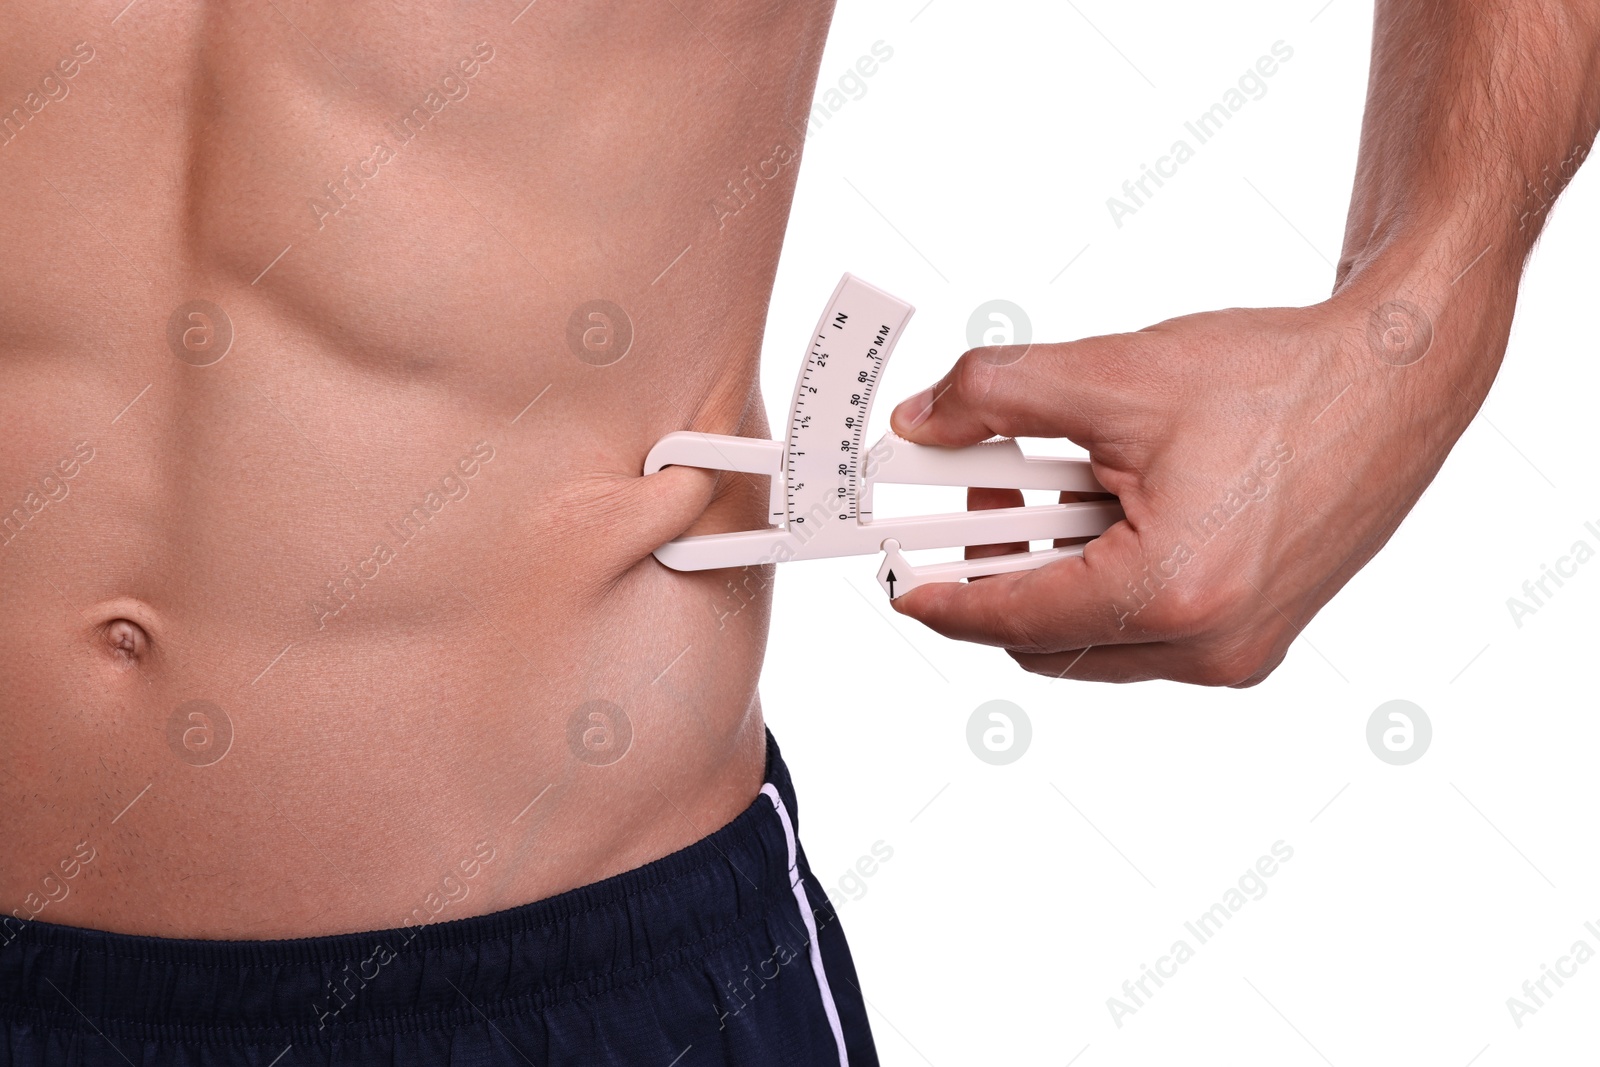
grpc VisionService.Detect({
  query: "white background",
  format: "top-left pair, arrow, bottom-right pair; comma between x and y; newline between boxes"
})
759,2 -> 1600,1064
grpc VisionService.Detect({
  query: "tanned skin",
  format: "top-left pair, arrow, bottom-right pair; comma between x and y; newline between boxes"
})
889,0 -> 1600,686
0,0 -> 830,938
2,1 -> 1595,941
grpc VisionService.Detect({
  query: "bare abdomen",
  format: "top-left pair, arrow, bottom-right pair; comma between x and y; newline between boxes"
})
0,0 -> 832,937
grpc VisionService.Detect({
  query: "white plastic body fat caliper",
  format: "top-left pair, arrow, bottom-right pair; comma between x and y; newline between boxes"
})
643,274 -> 1123,598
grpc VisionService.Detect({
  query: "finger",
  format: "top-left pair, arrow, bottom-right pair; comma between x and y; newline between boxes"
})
965,487 -> 1029,570
1007,644 -> 1186,684
890,519 -> 1161,654
1008,637 -> 1281,688
887,334 -> 1129,447
1010,645 -> 1152,683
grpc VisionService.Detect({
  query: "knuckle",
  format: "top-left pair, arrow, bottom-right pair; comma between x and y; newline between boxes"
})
1186,657 -> 1253,688
1230,644 -> 1288,688
949,353 -> 1000,410
1187,633 -> 1276,688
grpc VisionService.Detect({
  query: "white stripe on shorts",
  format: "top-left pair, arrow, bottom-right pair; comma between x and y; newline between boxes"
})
760,783 -> 849,1067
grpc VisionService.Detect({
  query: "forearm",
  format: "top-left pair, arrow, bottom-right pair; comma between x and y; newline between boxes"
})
1307,0 -> 1600,485
1337,0 -> 1600,296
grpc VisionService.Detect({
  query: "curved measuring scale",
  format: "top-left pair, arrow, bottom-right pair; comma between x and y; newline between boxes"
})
643,274 -> 1122,597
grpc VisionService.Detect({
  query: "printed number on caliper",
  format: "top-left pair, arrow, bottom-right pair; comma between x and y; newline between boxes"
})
643,274 -> 1123,598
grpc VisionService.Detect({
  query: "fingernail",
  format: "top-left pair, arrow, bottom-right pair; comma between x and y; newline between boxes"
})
891,386 -> 935,433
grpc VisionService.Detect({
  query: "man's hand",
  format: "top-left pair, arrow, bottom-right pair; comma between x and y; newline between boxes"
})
886,295 -> 1477,686
885,0 -> 1600,685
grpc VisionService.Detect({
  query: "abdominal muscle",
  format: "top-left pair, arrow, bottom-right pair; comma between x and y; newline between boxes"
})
0,0 -> 834,938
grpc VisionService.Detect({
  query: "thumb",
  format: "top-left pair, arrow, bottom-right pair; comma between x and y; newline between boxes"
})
887,338 -> 1111,448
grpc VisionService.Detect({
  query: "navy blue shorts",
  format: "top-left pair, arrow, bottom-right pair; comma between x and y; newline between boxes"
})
0,731 -> 878,1066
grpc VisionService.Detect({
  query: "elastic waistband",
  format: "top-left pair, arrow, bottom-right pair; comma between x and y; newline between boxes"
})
0,729 -> 801,1047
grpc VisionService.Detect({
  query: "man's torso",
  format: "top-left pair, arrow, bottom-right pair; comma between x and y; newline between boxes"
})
0,0 -> 834,937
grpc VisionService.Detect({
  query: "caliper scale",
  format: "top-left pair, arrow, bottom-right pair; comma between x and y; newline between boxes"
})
644,274 -> 1123,597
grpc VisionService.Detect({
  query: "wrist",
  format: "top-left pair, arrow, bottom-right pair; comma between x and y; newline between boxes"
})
1293,221 -> 1522,476
1327,220 -> 1522,399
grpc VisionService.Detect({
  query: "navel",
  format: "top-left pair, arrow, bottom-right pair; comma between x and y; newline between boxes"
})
90,600 -> 157,669
101,617 -> 150,666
